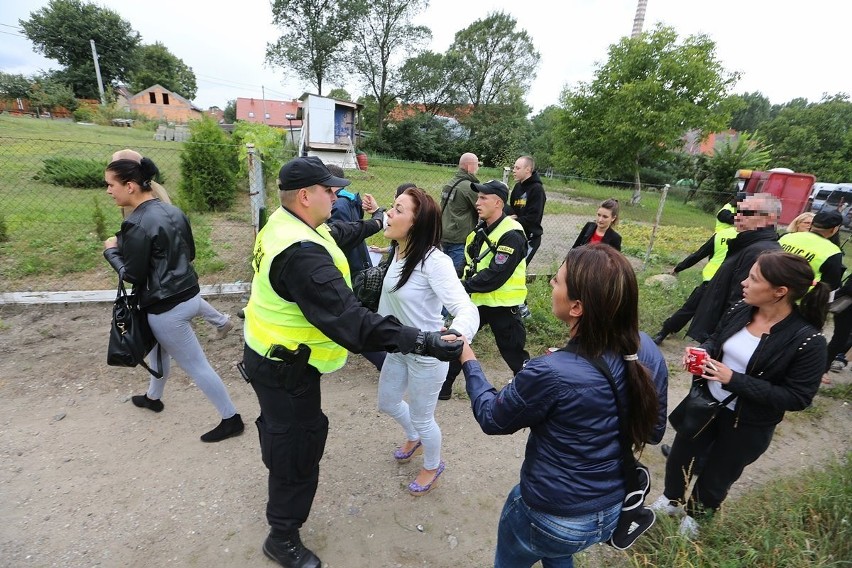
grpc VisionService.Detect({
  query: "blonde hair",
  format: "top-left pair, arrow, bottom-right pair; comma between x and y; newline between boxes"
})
787,212 -> 814,233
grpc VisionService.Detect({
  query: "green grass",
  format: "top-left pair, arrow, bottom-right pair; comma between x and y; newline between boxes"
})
629,454 -> 851,567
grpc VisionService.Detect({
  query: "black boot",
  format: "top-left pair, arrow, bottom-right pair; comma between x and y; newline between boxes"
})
438,379 -> 453,401
652,330 -> 668,345
200,413 -> 244,442
263,530 -> 321,568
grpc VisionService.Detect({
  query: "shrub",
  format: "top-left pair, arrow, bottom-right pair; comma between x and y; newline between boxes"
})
179,117 -> 240,211
36,157 -> 106,188
0,212 -> 8,242
72,106 -> 97,123
231,122 -> 287,186
92,197 -> 108,241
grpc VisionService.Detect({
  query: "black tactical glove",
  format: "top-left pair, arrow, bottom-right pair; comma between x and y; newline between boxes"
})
413,331 -> 463,361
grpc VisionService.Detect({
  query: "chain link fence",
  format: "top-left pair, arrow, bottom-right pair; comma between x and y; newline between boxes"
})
0,131 -> 719,301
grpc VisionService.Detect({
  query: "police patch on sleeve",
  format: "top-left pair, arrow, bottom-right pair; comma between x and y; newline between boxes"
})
495,252 -> 509,264
497,245 -> 515,254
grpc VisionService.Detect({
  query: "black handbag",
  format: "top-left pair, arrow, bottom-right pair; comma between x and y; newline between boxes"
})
107,279 -> 162,378
560,344 -> 655,549
668,378 -> 736,439
352,256 -> 390,312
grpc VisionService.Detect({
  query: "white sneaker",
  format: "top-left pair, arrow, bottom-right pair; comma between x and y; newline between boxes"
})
650,495 -> 682,517
678,515 -> 699,539
830,359 -> 847,373
215,317 -> 234,340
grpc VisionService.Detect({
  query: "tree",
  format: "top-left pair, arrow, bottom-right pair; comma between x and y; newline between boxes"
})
698,132 -> 771,210
555,25 -> 737,204
266,0 -> 365,96
398,51 -> 464,115
527,106 -> 561,172
28,73 -> 78,116
461,87 -> 531,167
728,91 -> 771,133
19,0 -> 141,99
0,72 -> 32,99
128,42 -> 198,100
180,118 -> 240,211
762,95 -> 852,181
350,0 -> 430,138
326,88 -> 352,101
448,12 -> 540,107
223,99 -> 237,124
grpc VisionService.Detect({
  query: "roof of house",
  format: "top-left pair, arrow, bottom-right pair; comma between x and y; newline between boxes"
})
129,84 -> 202,112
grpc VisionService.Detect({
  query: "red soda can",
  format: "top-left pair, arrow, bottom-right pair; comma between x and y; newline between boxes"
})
686,347 -> 707,375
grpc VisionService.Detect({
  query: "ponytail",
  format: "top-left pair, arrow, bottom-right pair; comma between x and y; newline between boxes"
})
799,281 -> 830,329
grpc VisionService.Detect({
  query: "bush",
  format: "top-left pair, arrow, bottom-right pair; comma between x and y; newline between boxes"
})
231,122 -> 288,186
92,197 -> 108,241
72,106 -> 97,123
36,157 -> 106,188
0,212 -> 8,242
179,117 -> 240,211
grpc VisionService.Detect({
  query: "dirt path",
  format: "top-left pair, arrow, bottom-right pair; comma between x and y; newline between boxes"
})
1,300 -> 850,568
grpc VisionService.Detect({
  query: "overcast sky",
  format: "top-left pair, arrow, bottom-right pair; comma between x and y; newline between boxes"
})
1,0 -> 849,113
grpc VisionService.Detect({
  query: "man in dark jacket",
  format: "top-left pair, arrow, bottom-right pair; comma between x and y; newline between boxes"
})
507,155 -> 546,264
687,194 -> 782,342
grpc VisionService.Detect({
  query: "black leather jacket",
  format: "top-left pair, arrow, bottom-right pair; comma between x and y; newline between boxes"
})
103,199 -> 199,310
700,301 -> 826,427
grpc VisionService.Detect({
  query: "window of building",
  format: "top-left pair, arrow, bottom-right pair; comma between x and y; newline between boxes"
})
248,112 -> 255,118
265,113 -> 270,119
149,92 -> 156,104
162,93 -> 170,105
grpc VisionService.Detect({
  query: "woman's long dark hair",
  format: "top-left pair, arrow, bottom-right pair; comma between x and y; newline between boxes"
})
106,156 -> 160,192
563,244 -> 658,450
392,187 -> 442,292
755,251 -> 830,329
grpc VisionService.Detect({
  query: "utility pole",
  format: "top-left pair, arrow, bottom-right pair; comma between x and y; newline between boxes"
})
90,39 -> 106,105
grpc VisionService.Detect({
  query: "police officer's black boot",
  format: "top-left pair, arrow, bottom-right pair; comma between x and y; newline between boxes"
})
652,329 -> 668,345
263,529 -> 321,568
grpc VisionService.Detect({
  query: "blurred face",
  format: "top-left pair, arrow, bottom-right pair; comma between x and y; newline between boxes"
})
476,193 -> 503,221
462,156 -> 480,175
596,207 -> 615,231
384,193 -> 416,242
735,200 -> 774,232
741,262 -> 786,307
512,158 -> 532,183
105,170 -> 133,207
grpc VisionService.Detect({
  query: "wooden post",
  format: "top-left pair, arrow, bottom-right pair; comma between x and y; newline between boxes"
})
644,184 -> 669,269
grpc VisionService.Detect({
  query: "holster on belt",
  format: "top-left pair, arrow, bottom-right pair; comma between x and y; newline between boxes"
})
267,343 -> 311,393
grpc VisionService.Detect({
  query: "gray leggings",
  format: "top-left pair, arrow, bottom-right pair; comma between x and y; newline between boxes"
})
145,294 -> 238,419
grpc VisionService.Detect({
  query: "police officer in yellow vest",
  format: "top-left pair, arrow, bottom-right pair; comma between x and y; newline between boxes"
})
242,157 -> 463,568
779,210 -> 845,290
439,180 -> 529,400
652,226 -> 738,345
715,196 -> 738,232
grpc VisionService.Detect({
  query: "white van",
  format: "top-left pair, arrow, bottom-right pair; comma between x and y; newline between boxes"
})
808,182 -> 852,212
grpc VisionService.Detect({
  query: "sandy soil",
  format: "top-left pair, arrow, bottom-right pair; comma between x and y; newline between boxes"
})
2,294 -> 851,567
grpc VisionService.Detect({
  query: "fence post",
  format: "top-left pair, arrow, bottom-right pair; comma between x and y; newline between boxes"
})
247,143 -> 266,234
643,184 -> 669,269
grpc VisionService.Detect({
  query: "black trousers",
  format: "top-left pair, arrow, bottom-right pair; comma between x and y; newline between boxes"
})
244,344 -> 328,532
664,406 -> 774,516
661,281 -> 708,335
443,305 -> 529,392
825,306 -> 852,370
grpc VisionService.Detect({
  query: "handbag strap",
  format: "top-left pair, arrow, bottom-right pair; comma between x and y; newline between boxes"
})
559,343 -> 639,484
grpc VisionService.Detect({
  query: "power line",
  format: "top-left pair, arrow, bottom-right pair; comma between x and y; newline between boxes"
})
0,29 -> 26,38
0,22 -> 24,30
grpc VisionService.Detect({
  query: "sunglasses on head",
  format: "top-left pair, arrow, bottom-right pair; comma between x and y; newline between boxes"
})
737,209 -> 768,217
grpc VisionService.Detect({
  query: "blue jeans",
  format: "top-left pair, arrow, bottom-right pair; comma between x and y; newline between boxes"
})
441,242 -> 466,276
494,485 -> 620,568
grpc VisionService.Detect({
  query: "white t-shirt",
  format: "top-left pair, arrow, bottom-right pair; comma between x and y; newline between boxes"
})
377,247 -> 479,342
713,327 -> 761,410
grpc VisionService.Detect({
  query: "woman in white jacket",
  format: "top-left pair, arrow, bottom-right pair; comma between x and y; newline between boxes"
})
377,187 -> 479,496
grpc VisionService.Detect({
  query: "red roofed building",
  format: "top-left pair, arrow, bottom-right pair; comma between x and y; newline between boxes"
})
235,97 -> 302,128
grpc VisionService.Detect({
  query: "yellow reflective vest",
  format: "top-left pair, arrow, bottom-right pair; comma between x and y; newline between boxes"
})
244,208 -> 351,373
778,231 -> 842,283
715,203 -> 736,232
702,227 -> 738,282
463,217 -> 527,307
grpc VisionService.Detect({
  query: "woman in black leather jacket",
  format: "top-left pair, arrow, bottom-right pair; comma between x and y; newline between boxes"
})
572,198 -> 622,251
103,152 -> 244,443
654,251 -> 828,537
